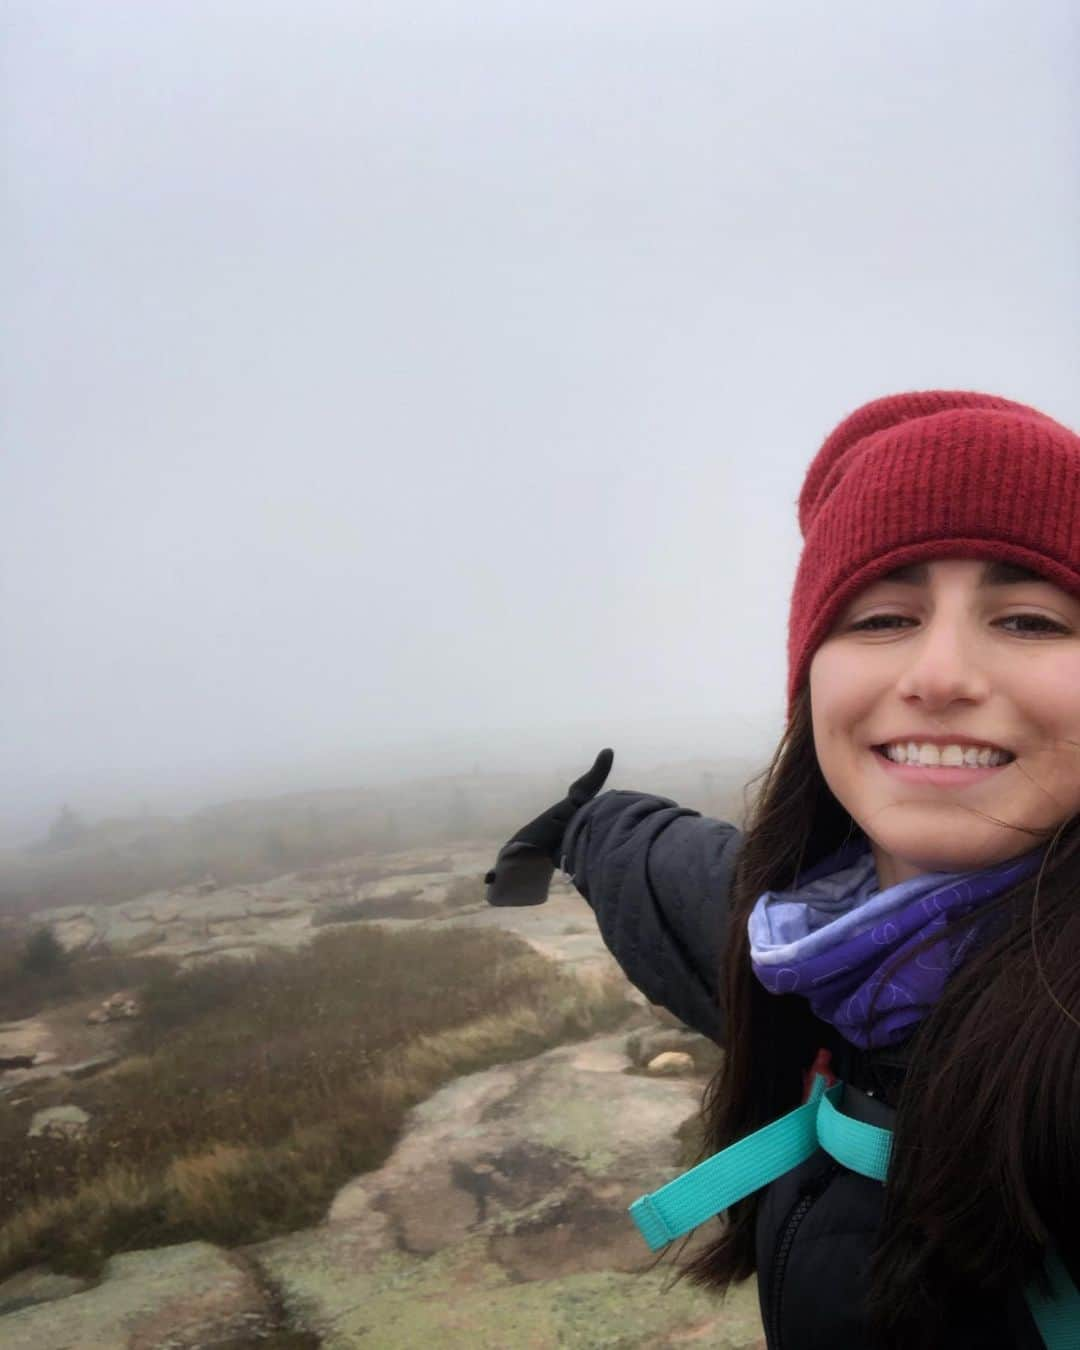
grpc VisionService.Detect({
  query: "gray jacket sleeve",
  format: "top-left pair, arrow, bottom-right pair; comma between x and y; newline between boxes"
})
560,789 -> 741,1045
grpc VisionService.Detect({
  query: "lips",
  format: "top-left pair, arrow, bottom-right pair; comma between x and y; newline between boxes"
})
873,745 -> 1015,770
870,745 -> 1012,784
873,736 -> 1014,757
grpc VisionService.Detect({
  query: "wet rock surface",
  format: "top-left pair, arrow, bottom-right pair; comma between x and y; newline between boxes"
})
249,1031 -> 763,1348
0,1242 -> 275,1350
26,1103 -> 91,1139
0,1265 -> 91,1316
0,1004 -> 131,1097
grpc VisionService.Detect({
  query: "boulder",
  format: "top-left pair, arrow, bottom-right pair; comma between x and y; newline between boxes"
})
37,905 -> 88,921
625,1024 -> 722,1074
52,915 -> 99,953
100,916 -> 160,950
64,1054 -> 120,1081
246,898 -> 308,918
27,1105 -> 90,1140
0,1242 -> 273,1349
647,1001 -> 689,1031
87,994 -> 140,1024
145,898 -> 182,923
181,894 -> 251,923
179,945 -> 263,971
0,1265 -> 91,1317
646,1050 -> 696,1076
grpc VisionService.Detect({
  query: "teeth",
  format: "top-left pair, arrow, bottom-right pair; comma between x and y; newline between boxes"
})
881,742 -> 1010,768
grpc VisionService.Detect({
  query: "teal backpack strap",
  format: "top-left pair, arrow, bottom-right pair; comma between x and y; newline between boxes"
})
1024,1245 -> 1080,1350
629,1077 -> 1080,1350
816,1086 -> 892,1182
629,1074 -> 832,1251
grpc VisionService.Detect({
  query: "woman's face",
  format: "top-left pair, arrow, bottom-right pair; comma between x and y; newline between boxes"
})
809,557 -> 1080,888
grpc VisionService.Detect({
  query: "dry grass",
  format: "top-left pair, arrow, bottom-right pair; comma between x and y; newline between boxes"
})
0,925 -> 630,1278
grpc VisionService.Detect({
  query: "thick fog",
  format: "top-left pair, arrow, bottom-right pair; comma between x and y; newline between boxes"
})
4,1 -> 1079,844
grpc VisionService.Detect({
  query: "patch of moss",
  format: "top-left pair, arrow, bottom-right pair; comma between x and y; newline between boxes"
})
529,1099 -> 620,1176
270,1237 -> 764,1349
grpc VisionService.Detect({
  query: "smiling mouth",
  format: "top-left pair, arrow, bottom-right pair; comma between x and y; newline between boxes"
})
870,746 -> 1014,775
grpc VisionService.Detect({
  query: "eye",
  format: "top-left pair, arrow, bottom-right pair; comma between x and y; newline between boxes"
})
848,614 -> 914,632
846,612 -> 1071,636
996,613 -> 1070,636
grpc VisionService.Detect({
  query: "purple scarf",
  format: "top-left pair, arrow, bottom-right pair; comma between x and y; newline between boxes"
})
748,839 -> 1045,1048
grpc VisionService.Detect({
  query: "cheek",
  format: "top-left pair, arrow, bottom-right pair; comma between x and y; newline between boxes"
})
809,646 -> 883,805
809,650 -> 855,779
809,645 -> 867,739
1038,711 -> 1080,807
1018,658 -> 1080,774
1043,660 -> 1080,746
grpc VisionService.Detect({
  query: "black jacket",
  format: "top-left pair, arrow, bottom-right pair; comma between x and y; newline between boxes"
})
561,789 -> 1051,1350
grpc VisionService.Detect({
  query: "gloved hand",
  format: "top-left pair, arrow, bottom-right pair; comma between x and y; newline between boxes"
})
484,749 -> 614,906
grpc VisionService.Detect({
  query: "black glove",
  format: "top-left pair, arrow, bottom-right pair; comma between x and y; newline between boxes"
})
484,749 -> 614,906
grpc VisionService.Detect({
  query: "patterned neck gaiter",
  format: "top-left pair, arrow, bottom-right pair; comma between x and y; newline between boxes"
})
748,838 -> 1045,1049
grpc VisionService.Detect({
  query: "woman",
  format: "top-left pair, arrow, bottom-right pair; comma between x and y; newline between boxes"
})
485,390 -> 1080,1348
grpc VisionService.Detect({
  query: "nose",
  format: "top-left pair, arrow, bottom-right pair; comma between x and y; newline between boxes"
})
893,615 -> 991,711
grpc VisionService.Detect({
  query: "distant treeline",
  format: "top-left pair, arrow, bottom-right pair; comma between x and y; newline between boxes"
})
0,761 -> 755,916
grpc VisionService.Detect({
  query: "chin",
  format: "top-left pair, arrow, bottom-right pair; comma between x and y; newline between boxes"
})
873,830 -> 1033,878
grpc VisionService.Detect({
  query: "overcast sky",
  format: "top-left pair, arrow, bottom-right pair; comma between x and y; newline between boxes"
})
4,1 -> 1079,842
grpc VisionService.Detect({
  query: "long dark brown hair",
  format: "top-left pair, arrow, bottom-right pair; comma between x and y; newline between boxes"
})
677,686 -> 1080,1346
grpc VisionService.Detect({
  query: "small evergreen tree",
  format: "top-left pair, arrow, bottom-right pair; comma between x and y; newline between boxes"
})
22,926 -> 67,977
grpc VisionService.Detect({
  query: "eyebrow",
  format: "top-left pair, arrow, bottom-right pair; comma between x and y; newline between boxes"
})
876,561 -> 1048,587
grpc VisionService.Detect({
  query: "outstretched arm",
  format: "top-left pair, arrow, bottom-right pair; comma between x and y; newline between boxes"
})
483,751 -> 740,1043
561,790 -> 740,1044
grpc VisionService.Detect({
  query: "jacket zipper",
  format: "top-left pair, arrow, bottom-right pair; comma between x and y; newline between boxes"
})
766,1163 -> 842,1350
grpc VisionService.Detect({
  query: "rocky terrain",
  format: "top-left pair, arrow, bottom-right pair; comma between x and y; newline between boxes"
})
14,848 -> 502,970
0,849 -> 763,1348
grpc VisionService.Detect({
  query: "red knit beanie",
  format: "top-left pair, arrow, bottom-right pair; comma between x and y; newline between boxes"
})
788,390 -> 1080,712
